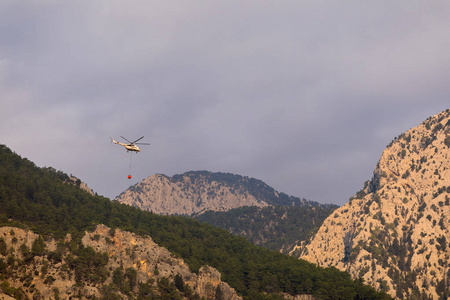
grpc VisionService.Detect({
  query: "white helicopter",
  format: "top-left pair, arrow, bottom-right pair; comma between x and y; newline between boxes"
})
111,136 -> 150,152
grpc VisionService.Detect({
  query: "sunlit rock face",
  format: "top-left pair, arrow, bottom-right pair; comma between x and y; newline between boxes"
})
300,109 -> 450,299
0,225 -> 242,300
115,172 -> 269,216
116,170 -> 316,216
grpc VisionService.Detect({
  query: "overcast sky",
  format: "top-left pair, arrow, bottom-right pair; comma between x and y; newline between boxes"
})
1,1 -> 449,205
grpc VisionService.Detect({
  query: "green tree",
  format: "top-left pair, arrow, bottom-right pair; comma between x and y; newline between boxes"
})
112,267 -> 124,287
0,237 -> 7,256
32,236 -> 46,256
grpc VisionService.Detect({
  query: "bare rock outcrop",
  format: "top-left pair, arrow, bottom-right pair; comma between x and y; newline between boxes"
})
196,266 -> 243,300
115,172 -> 269,215
68,176 -> 95,195
0,225 -> 242,300
300,109 -> 450,299
83,224 -> 242,299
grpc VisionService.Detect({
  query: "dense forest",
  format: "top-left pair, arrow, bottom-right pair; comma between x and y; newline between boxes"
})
195,205 -> 335,254
0,144 -> 391,299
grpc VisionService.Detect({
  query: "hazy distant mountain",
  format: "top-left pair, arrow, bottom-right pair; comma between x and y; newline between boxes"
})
300,109 -> 450,299
115,171 -> 322,216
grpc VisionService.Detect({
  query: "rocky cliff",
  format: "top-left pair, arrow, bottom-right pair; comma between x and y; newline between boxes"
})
68,176 -> 95,195
0,225 -> 241,300
300,109 -> 450,299
116,171 -> 314,216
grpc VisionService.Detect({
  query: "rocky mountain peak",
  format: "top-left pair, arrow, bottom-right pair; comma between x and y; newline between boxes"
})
115,171 -> 314,216
115,172 -> 267,215
300,109 -> 450,299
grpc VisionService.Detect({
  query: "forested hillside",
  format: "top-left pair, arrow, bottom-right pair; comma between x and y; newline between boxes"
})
195,205 -> 335,254
0,144 -> 390,299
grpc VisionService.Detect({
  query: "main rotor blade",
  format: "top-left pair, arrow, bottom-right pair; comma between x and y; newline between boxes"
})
120,136 -> 132,143
132,136 -> 145,144
135,143 -> 151,145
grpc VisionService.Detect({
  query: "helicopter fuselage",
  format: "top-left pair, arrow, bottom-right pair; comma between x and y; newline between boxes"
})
125,144 -> 141,152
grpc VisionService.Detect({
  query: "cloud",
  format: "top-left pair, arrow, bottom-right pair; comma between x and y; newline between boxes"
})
1,1 -> 450,205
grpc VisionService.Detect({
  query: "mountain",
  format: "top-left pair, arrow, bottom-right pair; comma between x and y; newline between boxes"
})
115,171 -> 320,216
0,224 -> 240,299
300,109 -> 450,299
195,205 -> 336,254
0,144 -> 390,299
115,171 -> 337,255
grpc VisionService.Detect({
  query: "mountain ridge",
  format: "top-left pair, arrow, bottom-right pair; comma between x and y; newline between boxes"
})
300,109 -> 450,299
0,144 -> 389,299
115,170 -> 327,216
0,224 -> 241,299
115,170 -> 337,255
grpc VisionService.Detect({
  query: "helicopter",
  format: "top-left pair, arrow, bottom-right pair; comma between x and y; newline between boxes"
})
111,136 -> 150,152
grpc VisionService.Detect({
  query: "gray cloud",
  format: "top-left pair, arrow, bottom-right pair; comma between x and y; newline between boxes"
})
1,1 -> 449,205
